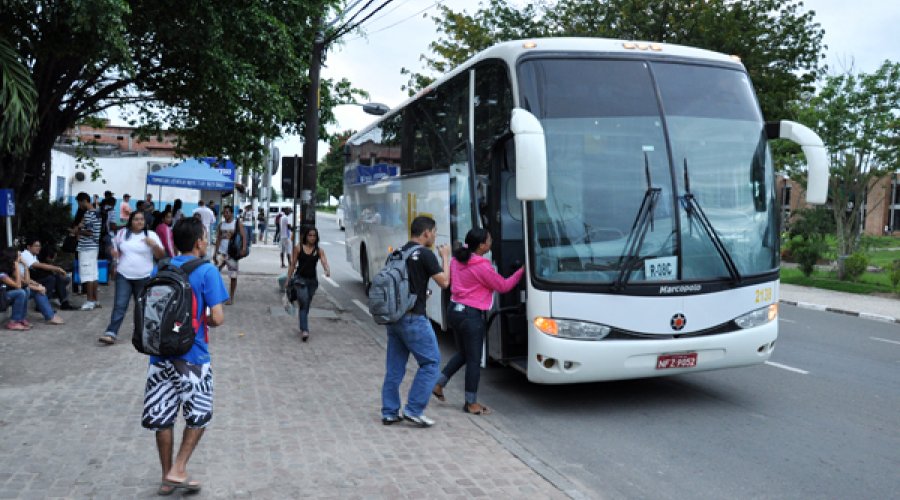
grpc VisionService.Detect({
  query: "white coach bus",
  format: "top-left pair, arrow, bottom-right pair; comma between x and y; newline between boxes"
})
343,38 -> 827,384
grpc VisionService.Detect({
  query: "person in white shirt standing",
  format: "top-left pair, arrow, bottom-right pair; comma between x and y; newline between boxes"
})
279,207 -> 293,268
99,211 -> 165,345
192,200 -> 216,257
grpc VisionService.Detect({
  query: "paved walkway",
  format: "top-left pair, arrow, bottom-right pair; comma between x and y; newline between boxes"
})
0,249 -> 566,499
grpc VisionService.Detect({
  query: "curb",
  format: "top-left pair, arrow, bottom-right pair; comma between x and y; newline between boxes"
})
779,299 -> 900,324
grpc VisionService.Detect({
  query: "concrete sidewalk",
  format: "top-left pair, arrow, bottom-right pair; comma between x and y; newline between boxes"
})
779,284 -> 900,324
0,247 -> 568,499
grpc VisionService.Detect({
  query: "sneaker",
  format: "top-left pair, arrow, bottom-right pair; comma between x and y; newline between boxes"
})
80,301 -> 96,311
402,412 -> 435,428
381,414 -> 402,426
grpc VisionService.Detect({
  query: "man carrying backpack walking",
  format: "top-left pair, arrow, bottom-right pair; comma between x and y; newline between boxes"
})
142,218 -> 229,495
380,216 -> 450,428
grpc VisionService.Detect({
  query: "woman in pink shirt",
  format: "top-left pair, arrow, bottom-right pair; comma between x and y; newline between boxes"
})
432,228 -> 523,415
153,210 -> 175,257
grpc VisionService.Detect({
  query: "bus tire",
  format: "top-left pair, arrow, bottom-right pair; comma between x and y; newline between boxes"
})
360,247 -> 371,293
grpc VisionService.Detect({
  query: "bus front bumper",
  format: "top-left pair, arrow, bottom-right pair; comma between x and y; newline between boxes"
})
525,320 -> 777,384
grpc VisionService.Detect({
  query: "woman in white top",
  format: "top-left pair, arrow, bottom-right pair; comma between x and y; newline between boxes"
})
215,205 -> 246,305
99,211 -> 165,345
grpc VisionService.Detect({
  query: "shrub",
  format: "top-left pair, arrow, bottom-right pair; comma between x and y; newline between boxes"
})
16,197 -> 74,250
890,260 -> 900,292
842,252 -> 869,282
787,235 -> 827,277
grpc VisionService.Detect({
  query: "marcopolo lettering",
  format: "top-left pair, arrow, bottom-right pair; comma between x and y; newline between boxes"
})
659,284 -> 702,294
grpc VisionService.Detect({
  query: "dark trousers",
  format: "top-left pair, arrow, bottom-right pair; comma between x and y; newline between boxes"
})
438,304 -> 486,404
37,274 -> 70,304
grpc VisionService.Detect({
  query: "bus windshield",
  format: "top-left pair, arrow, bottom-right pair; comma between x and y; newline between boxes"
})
518,58 -> 777,286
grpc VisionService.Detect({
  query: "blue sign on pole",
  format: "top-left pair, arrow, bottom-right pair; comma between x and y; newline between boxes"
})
0,189 -> 15,216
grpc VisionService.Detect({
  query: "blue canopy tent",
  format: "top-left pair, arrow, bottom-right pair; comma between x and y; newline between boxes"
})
146,158 -> 235,191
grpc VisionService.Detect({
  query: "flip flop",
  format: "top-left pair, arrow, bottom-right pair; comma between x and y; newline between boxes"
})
162,478 -> 202,493
463,403 -> 492,415
98,335 -> 115,345
157,482 -> 176,496
432,388 -> 445,402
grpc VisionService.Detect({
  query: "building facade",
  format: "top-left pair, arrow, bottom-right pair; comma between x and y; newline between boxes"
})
777,172 -> 900,236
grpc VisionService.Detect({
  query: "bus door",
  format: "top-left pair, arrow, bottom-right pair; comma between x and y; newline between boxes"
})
486,139 -> 527,363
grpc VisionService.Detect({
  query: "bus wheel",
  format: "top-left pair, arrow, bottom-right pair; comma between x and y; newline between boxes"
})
360,248 -> 371,293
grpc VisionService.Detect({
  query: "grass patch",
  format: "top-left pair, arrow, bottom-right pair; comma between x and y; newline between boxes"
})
316,205 -> 337,214
780,267 -> 897,295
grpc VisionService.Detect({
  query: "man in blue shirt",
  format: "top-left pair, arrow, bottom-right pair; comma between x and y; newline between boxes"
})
142,217 -> 228,495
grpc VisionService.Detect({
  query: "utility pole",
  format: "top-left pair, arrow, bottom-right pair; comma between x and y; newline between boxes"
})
301,22 -> 325,230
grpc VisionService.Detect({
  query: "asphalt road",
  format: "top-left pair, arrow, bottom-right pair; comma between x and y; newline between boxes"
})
314,215 -> 900,499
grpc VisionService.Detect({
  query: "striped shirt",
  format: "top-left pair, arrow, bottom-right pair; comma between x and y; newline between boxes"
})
77,209 -> 102,251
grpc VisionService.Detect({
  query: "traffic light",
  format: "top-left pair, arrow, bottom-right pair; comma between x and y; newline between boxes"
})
281,156 -> 301,199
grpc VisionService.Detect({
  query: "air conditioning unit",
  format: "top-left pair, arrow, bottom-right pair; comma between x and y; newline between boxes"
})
148,161 -> 168,172
74,171 -> 86,182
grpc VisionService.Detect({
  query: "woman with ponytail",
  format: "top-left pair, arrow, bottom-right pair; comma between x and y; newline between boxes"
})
432,228 -> 524,415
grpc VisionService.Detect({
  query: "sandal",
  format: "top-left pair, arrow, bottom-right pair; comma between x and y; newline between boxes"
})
98,335 -> 116,345
5,321 -> 28,331
162,477 -> 201,493
432,385 -> 446,402
463,403 -> 492,415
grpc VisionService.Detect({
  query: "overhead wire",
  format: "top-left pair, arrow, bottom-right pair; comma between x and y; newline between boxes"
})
347,1 -> 442,40
328,0 -> 377,40
326,0 -> 397,44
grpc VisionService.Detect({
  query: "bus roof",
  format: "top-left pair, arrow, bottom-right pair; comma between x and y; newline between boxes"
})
349,37 -> 744,141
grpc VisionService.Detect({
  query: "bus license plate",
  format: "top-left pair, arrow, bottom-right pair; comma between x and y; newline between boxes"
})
656,353 -> 698,369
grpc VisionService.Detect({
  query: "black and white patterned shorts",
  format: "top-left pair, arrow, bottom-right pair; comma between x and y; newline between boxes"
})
142,360 -> 213,430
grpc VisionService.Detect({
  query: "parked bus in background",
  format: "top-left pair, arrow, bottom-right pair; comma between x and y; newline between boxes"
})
343,38 -> 828,384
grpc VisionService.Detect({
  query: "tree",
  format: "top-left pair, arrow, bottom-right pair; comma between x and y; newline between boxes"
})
791,61 -> 900,273
317,129 -> 355,200
0,0 -> 364,206
406,0 -> 825,120
0,37 -> 37,158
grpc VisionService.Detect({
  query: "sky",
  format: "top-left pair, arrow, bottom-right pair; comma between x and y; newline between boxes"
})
111,1 -> 900,164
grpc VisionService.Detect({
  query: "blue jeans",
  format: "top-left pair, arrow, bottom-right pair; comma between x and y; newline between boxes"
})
297,279 -> 318,331
381,313 -> 441,418
437,305 -> 486,404
27,289 -> 56,320
105,274 -> 148,337
6,288 -> 28,321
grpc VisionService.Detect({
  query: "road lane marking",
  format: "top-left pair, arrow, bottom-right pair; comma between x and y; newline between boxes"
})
334,240 -> 345,245
352,299 -> 371,316
319,241 -> 331,245
870,336 -> 900,346
322,275 -> 339,288
779,318 -> 797,324
765,361 -> 809,375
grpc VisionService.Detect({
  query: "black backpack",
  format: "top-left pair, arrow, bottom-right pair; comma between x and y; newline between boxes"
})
227,228 -> 248,260
132,258 -> 208,356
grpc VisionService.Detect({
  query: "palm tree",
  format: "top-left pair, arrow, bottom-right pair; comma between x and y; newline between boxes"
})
0,37 -> 37,158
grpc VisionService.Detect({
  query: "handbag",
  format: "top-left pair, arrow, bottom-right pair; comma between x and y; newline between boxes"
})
287,276 -> 309,308
61,234 -> 77,253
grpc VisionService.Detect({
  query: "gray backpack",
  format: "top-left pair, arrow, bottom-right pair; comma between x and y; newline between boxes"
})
368,245 -> 421,324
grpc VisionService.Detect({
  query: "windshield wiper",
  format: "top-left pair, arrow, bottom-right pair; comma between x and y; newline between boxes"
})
614,153 -> 661,291
680,159 -> 742,283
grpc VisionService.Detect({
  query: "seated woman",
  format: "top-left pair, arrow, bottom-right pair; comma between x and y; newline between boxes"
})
0,247 -> 63,329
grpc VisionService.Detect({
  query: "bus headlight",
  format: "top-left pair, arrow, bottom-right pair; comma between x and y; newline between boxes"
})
534,317 -> 612,340
734,304 -> 778,329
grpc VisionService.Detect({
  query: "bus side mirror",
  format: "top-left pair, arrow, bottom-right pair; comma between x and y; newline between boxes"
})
766,120 -> 829,204
511,108 -> 547,201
